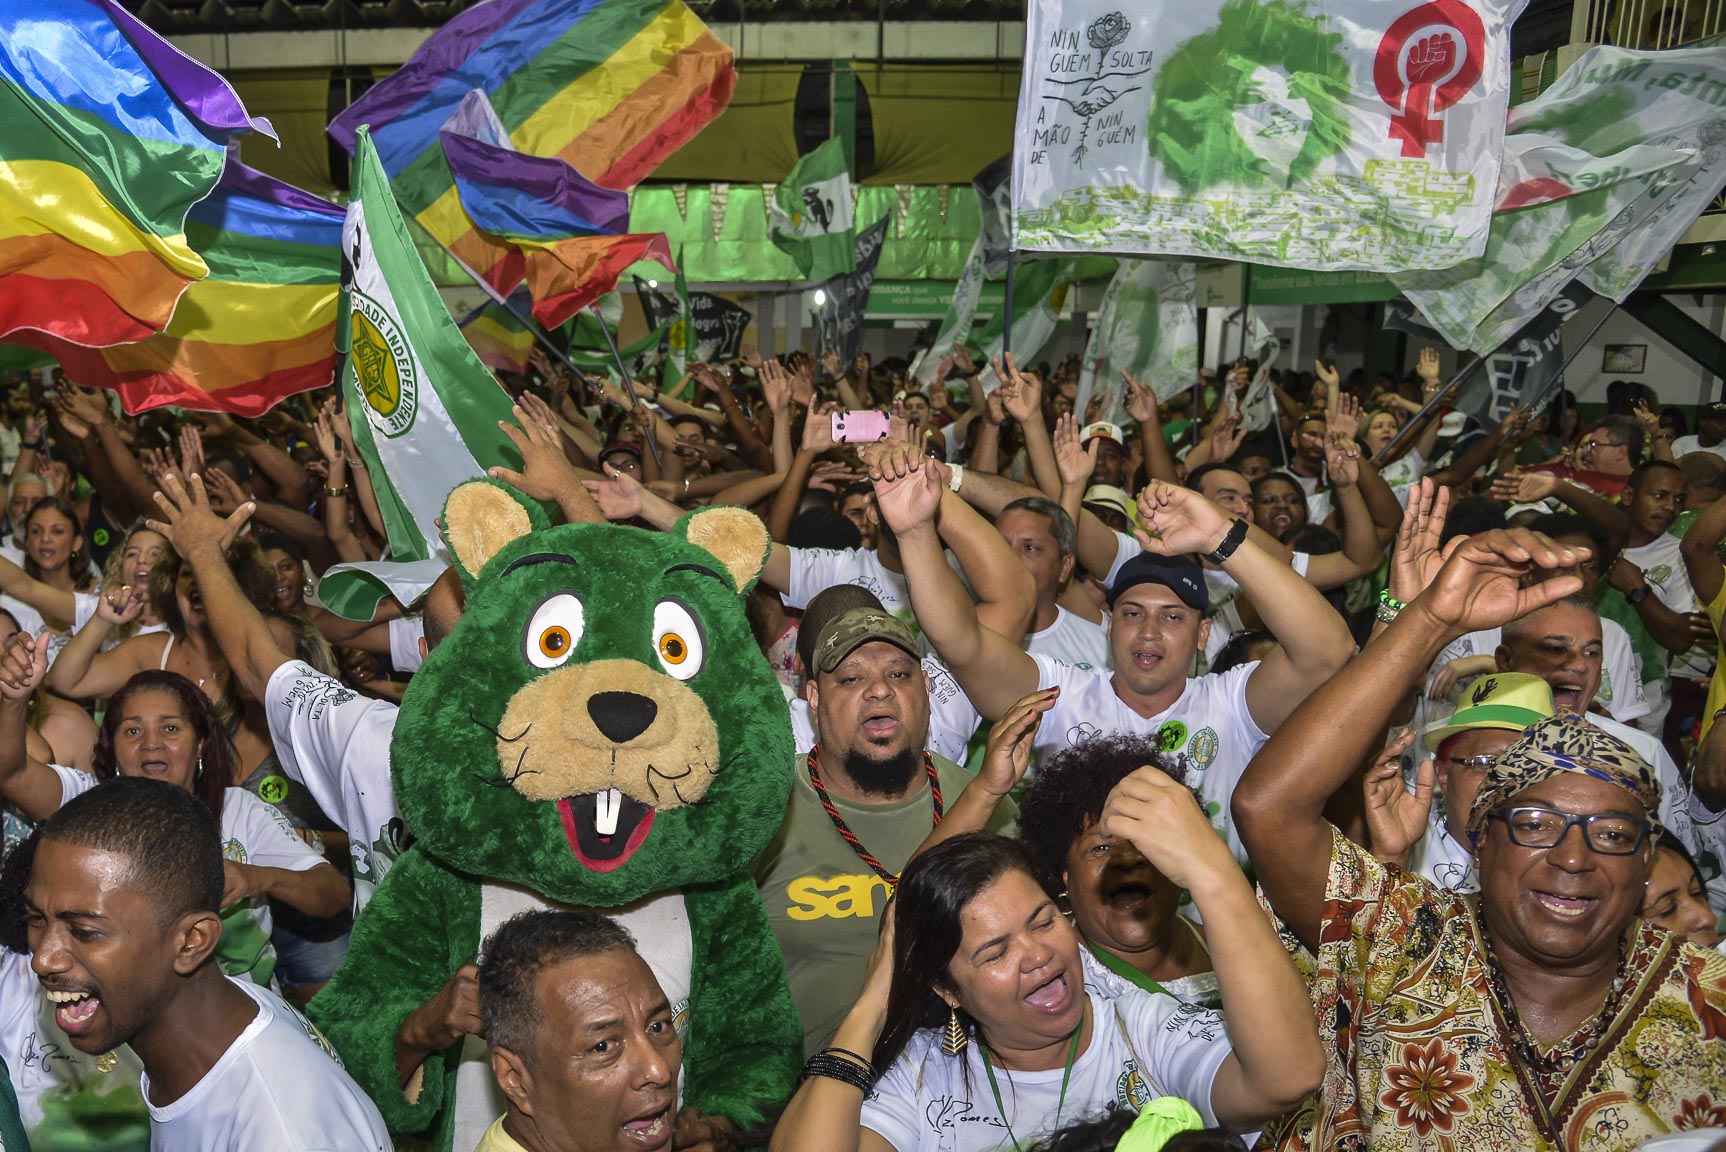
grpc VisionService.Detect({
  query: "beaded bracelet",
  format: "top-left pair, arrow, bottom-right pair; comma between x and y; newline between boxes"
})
801,1052 -> 874,1092
1376,589 -> 1406,625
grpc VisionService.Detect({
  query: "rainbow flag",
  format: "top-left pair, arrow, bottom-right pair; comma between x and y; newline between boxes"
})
327,0 -> 732,294
460,287 -> 538,375
19,161 -> 344,415
0,0 -> 271,346
441,102 -> 673,327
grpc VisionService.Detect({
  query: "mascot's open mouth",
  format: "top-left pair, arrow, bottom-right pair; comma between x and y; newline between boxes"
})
557,788 -> 656,872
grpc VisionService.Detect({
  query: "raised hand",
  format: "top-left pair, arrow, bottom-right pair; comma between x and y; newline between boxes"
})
1388,478 -> 1453,605
993,354 -> 1042,425
868,446 -> 942,536
1211,411 -> 1247,462
1416,347 -> 1442,393
1133,482 -> 1233,557
311,398 -> 343,463
1053,412 -> 1099,490
402,964 -> 484,1056
0,631 -> 50,700
977,689 -> 1059,799
1122,371 -> 1158,425
1097,765 -> 1237,892
1361,730 -> 1433,866
802,401 -> 838,455
1313,358 -> 1340,391
95,582 -> 146,626
147,472 -> 254,559
1487,469 -> 1558,506
177,424 -> 206,480
489,399 -> 580,506
202,467 -> 250,517
1411,528 -> 1585,635
583,465 -> 646,522
758,359 -> 791,415
1325,425 -> 1362,488
1327,390 -> 1363,445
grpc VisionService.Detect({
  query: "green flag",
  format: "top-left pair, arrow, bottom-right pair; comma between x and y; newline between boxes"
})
319,127 -> 522,620
973,257 -> 1115,388
1075,260 -> 1198,422
1393,46 -> 1726,352
771,138 -> 856,281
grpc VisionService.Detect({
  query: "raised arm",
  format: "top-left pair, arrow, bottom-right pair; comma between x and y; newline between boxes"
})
872,449 -> 1040,718
0,633 -> 69,821
1682,491 -> 1726,606
146,473 -> 287,703
1300,428 -> 1383,589
40,592 -> 151,701
1133,483 -> 1354,733
995,356 -> 1060,500
486,396 -> 604,525
0,553 -> 76,623
1101,767 -> 1323,1127
1233,522 -> 1584,950
927,472 -> 1036,640
1124,371 -> 1180,485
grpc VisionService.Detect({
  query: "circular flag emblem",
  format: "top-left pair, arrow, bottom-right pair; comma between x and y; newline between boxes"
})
351,291 -> 418,438
257,775 -> 290,805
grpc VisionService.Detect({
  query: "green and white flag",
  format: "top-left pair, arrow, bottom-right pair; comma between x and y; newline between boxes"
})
1013,0 -> 1526,271
973,257 -> 1109,390
916,155 -> 1012,387
1394,46 -> 1726,351
1074,259 -> 1198,423
320,128 -> 521,621
771,137 -> 857,281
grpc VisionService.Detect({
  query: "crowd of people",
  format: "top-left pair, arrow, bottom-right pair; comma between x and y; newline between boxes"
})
0,343 -> 1724,1152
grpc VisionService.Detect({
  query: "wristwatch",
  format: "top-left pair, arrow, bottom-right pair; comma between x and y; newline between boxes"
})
1205,518 -> 1250,565
1627,586 -> 1651,607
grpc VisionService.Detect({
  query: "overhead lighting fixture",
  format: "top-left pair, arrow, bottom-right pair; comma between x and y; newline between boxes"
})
813,288 -> 828,307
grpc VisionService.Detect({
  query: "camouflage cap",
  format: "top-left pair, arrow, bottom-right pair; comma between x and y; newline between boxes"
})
812,607 -> 919,676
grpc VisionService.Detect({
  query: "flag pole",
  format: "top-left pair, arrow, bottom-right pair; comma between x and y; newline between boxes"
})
440,248 -> 594,387
588,303 -> 665,470
1002,247 -> 1017,358
1371,300 -> 1619,467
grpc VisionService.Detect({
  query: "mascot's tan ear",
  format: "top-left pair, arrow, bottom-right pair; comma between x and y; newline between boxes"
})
444,480 -> 542,581
680,507 -> 770,593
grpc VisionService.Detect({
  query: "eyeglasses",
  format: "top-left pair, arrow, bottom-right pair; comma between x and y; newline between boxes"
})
1445,754 -> 1498,772
1578,439 -> 1623,453
1489,806 -> 1650,855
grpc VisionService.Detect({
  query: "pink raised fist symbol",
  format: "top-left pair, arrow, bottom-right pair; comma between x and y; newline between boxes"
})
1405,32 -> 1456,83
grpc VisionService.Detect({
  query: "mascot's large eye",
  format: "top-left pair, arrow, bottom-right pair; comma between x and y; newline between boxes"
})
652,599 -> 705,681
524,593 -> 585,669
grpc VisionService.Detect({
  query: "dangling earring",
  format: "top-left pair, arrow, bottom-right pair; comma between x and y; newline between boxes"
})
941,1008 -> 967,1056
196,756 -> 204,779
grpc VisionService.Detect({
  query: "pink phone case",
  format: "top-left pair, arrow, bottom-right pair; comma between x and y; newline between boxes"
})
831,410 -> 891,443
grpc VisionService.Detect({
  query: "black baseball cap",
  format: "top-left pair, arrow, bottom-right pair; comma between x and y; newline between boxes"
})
1107,554 -> 1208,613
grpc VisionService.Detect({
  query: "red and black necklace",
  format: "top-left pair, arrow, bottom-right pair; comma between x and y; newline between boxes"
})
805,746 -> 942,885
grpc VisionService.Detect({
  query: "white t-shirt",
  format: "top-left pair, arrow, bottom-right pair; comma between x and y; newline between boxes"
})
1029,657 -> 1268,867
265,660 -> 402,911
860,987 -> 1233,1152
1424,621 -> 1649,725
1379,449 -> 1427,489
1672,435 -> 1726,461
0,948 -> 147,1139
789,655 -> 980,764
1405,812 -> 1479,893
1624,531 -> 1713,679
1025,606 -> 1111,671
144,977 -> 389,1151
388,615 -> 425,674
53,767 -> 324,954
785,547 -> 910,614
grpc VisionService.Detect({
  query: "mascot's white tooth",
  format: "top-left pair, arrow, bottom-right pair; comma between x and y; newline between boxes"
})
595,787 -> 622,836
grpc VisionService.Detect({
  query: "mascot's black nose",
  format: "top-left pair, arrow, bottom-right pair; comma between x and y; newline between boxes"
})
588,691 -> 658,744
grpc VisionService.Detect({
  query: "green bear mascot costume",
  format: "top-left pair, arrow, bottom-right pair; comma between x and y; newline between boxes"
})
310,481 -> 801,1150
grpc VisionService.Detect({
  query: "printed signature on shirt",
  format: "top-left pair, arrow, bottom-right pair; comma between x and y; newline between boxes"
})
21,1029 -> 81,1081
925,1095 -> 1008,1134
284,674 -> 358,722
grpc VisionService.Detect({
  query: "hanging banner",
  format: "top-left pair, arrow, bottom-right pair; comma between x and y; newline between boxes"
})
1075,260 -> 1198,422
1012,0 -> 1528,272
810,217 -> 890,363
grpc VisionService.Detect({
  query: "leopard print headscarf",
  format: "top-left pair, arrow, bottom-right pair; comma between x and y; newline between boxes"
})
1466,713 -> 1663,845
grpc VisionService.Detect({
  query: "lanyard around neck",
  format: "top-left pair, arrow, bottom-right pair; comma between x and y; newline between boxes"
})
979,1021 -> 1083,1152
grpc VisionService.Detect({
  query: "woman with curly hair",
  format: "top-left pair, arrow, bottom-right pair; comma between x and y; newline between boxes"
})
0,519 -> 170,650
1018,735 -> 1220,1008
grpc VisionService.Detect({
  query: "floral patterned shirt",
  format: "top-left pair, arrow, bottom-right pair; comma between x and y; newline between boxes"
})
1263,828 -> 1726,1152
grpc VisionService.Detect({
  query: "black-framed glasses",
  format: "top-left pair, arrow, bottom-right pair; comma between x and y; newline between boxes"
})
1578,438 -> 1623,453
1489,806 -> 1650,855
